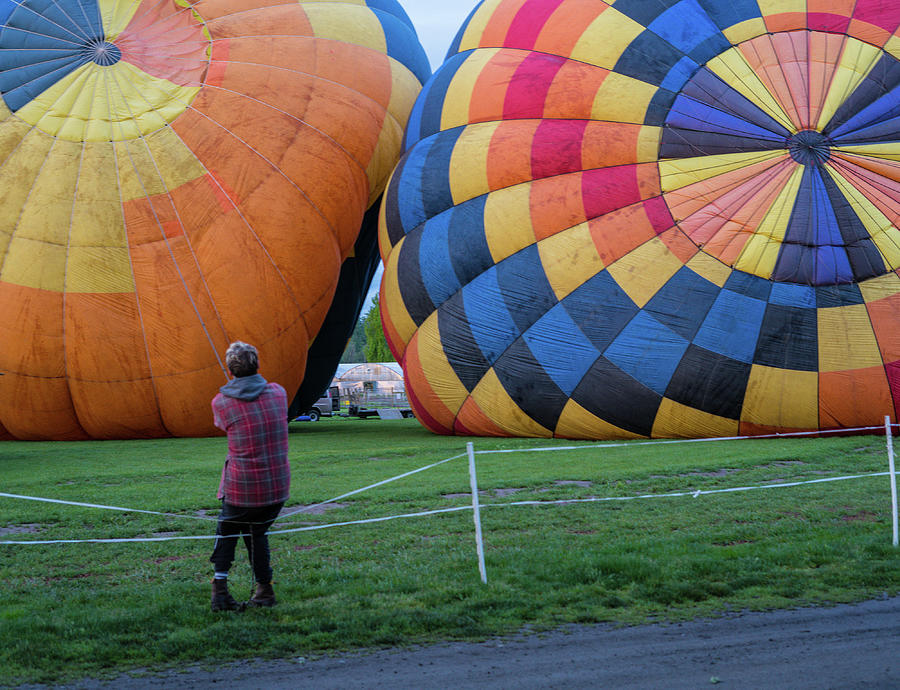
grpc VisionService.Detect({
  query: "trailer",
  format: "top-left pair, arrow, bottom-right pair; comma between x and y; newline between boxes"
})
347,405 -> 414,419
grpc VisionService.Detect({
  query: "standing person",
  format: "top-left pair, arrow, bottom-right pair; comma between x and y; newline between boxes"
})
209,341 -> 291,612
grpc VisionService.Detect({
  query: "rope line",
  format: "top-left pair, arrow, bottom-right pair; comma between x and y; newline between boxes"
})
1,471 -> 888,546
0,505 -> 474,545
481,472 -> 891,509
274,452 -> 468,522
0,452 -> 469,527
474,425 -> 890,455
0,492 -> 217,521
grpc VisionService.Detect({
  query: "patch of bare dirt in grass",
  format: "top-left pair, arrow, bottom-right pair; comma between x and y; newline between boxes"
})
692,469 -> 740,478
644,461 -> 810,484
446,483 -> 606,500
824,507 -> 880,522
841,510 -> 879,522
650,469 -> 741,480
781,511 -> 807,520
147,554 -> 198,564
282,503 -> 349,516
0,523 -> 44,535
44,572 -> 97,582
494,487 -> 526,497
443,488 -> 528,499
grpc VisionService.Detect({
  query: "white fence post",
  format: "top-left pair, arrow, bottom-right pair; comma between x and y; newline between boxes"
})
467,442 -> 488,583
886,417 -> 899,547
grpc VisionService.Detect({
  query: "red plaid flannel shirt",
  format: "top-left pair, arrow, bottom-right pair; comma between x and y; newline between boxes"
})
212,383 -> 290,507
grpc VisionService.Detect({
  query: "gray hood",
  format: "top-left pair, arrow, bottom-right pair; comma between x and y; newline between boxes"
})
219,374 -> 268,401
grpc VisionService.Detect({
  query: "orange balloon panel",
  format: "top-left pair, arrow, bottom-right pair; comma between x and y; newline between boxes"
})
0,0 -> 429,439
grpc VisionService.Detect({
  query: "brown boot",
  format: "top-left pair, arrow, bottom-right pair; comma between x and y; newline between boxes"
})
247,581 -> 276,608
211,578 -> 242,612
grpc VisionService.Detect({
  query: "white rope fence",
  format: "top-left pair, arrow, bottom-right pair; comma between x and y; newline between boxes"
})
1,420 -> 898,583
0,452 -> 468,540
0,493 -> 219,522
0,505 -> 475,545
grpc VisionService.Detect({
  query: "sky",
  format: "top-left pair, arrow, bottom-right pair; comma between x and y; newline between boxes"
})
403,1 -> 480,70
361,1 -> 481,312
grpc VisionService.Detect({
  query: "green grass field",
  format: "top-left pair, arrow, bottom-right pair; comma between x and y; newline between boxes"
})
1,418 -> 898,685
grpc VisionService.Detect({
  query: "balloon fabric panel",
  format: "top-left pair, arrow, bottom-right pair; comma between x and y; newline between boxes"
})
379,0 -> 900,440
0,0 -> 428,439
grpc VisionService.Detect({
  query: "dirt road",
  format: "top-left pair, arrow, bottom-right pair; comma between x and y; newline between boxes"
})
47,595 -> 900,689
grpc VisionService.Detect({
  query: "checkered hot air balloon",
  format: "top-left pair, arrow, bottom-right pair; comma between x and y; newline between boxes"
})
0,0 -> 429,439
379,0 -> 900,439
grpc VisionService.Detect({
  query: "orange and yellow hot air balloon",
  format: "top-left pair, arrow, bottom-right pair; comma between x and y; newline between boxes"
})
0,0 -> 429,439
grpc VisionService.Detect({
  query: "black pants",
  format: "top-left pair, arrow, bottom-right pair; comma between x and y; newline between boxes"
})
210,501 -> 284,583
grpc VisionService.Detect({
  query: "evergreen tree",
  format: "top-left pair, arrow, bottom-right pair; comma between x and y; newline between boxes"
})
340,317 -> 367,363
363,295 -> 394,362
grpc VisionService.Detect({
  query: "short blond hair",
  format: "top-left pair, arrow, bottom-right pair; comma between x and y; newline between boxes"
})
225,341 -> 258,377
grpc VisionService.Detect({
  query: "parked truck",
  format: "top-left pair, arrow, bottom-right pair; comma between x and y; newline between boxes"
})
304,386 -> 340,421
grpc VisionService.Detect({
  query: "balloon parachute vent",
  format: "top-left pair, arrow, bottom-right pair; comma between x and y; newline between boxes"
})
787,130 -> 832,167
82,37 -> 121,66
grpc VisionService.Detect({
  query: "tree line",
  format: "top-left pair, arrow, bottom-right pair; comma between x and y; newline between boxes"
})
341,295 -> 394,363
